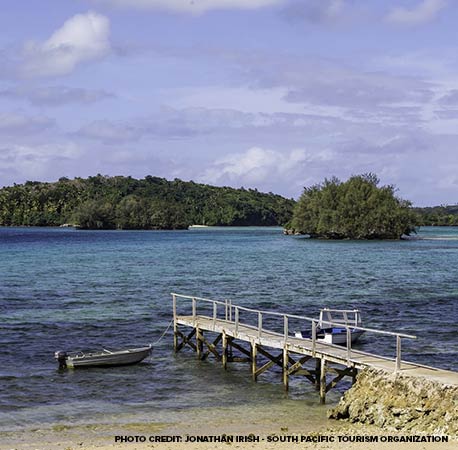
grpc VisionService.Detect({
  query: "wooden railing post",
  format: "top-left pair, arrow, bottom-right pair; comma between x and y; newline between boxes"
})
346,326 -> 352,364
312,320 -> 317,356
229,300 -> 232,322
192,297 -> 196,319
283,315 -> 288,344
213,302 -> 217,329
396,335 -> 401,372
258,311 -> 263,338
172,294 -> 177,320
225,299 -> 228,321
235,307 -> 239,335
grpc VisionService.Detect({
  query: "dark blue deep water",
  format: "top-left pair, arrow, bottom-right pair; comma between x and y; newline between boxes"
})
1,226 -> 457,431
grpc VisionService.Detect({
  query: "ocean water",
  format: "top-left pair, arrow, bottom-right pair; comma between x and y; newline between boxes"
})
0,226 -> 457,431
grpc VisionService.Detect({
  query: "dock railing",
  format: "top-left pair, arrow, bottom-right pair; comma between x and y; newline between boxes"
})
171,293 -> 416,372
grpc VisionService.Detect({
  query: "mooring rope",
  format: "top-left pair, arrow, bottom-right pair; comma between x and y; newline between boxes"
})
152,319 -> 174,346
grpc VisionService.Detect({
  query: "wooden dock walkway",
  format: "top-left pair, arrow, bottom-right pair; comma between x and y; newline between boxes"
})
172,293 -> 458,403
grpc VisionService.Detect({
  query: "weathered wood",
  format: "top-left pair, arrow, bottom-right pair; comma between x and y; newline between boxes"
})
201,334 -> 222,361
286,355 -> 315,384
352,368 -> 358,385
251,342 -> 257,381
286,355 -> 312,375
283,315 -> 288,344
256,346 -> 283,368
315,358 -> 321,386
396,335 -> 401,372
346,327 -> 352,364
255,360 -> 276,377
229,340 -> 252,359
320,358 -> 326,404
283,347 -> 289,391
175,328 -> 197,352
222,330 -> 228,370
173,322 -> 178,353
196,327 -> 203,359
326,367 -> 355,393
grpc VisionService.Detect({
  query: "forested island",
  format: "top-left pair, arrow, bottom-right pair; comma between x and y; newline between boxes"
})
413,205 -> 458,226
0,174 -> 457,234
288,174 -> 417,239
0,175 -> 294,229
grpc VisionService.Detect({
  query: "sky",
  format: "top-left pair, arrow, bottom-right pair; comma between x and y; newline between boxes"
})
1,0 -> 458,205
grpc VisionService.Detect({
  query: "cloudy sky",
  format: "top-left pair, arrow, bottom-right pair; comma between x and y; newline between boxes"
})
1,0 -> 457,205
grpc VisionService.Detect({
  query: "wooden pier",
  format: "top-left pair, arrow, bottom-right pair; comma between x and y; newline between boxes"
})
171,293 -> 458,403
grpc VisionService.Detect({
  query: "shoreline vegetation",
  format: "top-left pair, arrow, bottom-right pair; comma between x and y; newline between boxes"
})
0,175 -> 294,230
287,174 -> 417,240
0,173 -> 457,234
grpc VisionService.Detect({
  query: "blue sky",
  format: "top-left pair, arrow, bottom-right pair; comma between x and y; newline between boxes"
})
1,0 -> 457,205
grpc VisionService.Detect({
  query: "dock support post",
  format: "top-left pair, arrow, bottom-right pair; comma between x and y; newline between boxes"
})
352,368 -> 357,385
222,330 -> 227,370
196,327 -> 203,359
252,342 -> 258,381
173,321 -> 178,353
319,358 -> 327,404
315,358 -> 321,387
395,335 -> 401,372
283,346 -> 289,391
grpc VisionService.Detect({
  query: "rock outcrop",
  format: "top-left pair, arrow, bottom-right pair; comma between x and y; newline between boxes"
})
328,368 -> 458,435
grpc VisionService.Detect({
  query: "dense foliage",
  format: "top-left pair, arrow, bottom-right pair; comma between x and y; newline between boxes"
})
414,205 -> 458,226
0,175 -> 294,229
289,174 -> 417,239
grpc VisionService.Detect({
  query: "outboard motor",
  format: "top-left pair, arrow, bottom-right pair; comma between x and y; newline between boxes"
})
54,351 -> 68,370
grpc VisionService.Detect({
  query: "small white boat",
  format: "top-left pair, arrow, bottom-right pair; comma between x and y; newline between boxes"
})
188,224 -> 209,229
295,308 -> 364,345
55,345 -> 152,369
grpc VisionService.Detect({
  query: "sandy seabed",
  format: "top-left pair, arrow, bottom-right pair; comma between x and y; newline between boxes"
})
1,403 -> 455,450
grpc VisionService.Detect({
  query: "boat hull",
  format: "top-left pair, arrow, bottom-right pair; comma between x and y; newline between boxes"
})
321,328 -> 365,345
56,346 -> 152,369
294,329 -> 364,345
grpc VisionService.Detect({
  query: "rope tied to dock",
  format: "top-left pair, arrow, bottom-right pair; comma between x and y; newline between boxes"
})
152,320 -> 174,345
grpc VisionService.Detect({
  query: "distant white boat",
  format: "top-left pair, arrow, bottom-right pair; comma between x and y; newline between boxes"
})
188,225 -> 209,229
54,345 -> 152,369
295,308 -> 365,345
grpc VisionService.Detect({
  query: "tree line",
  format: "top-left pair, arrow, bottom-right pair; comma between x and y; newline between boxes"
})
1,173 -> 456,235
0,175 -> 294,229
412,205 -> 458,226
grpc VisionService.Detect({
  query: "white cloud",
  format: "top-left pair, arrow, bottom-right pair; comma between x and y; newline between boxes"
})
21,11 -> 111,77
90,0 -> 284,14
199,146 -> 333,189
0,85 -> 114,106
0,112 -> 54,135
386,0 -> 447,26
0,142 -> 82,183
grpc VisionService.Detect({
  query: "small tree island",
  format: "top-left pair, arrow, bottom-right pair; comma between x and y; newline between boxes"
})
288,174 -> 417,239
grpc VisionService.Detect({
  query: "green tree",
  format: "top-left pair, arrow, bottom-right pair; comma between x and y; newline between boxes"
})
290,174 -> 417,239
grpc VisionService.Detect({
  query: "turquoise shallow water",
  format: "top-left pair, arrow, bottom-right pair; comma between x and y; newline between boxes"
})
0,226 -> 457,431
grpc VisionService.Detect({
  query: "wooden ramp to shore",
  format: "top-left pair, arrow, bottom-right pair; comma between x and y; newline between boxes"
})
171,293 -> 458,403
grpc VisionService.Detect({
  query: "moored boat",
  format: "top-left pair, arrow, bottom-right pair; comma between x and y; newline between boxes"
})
295,308 -> 364,345
55,345 -> 152,369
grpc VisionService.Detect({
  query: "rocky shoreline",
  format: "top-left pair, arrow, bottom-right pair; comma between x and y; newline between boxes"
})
328,368 -> 458,435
